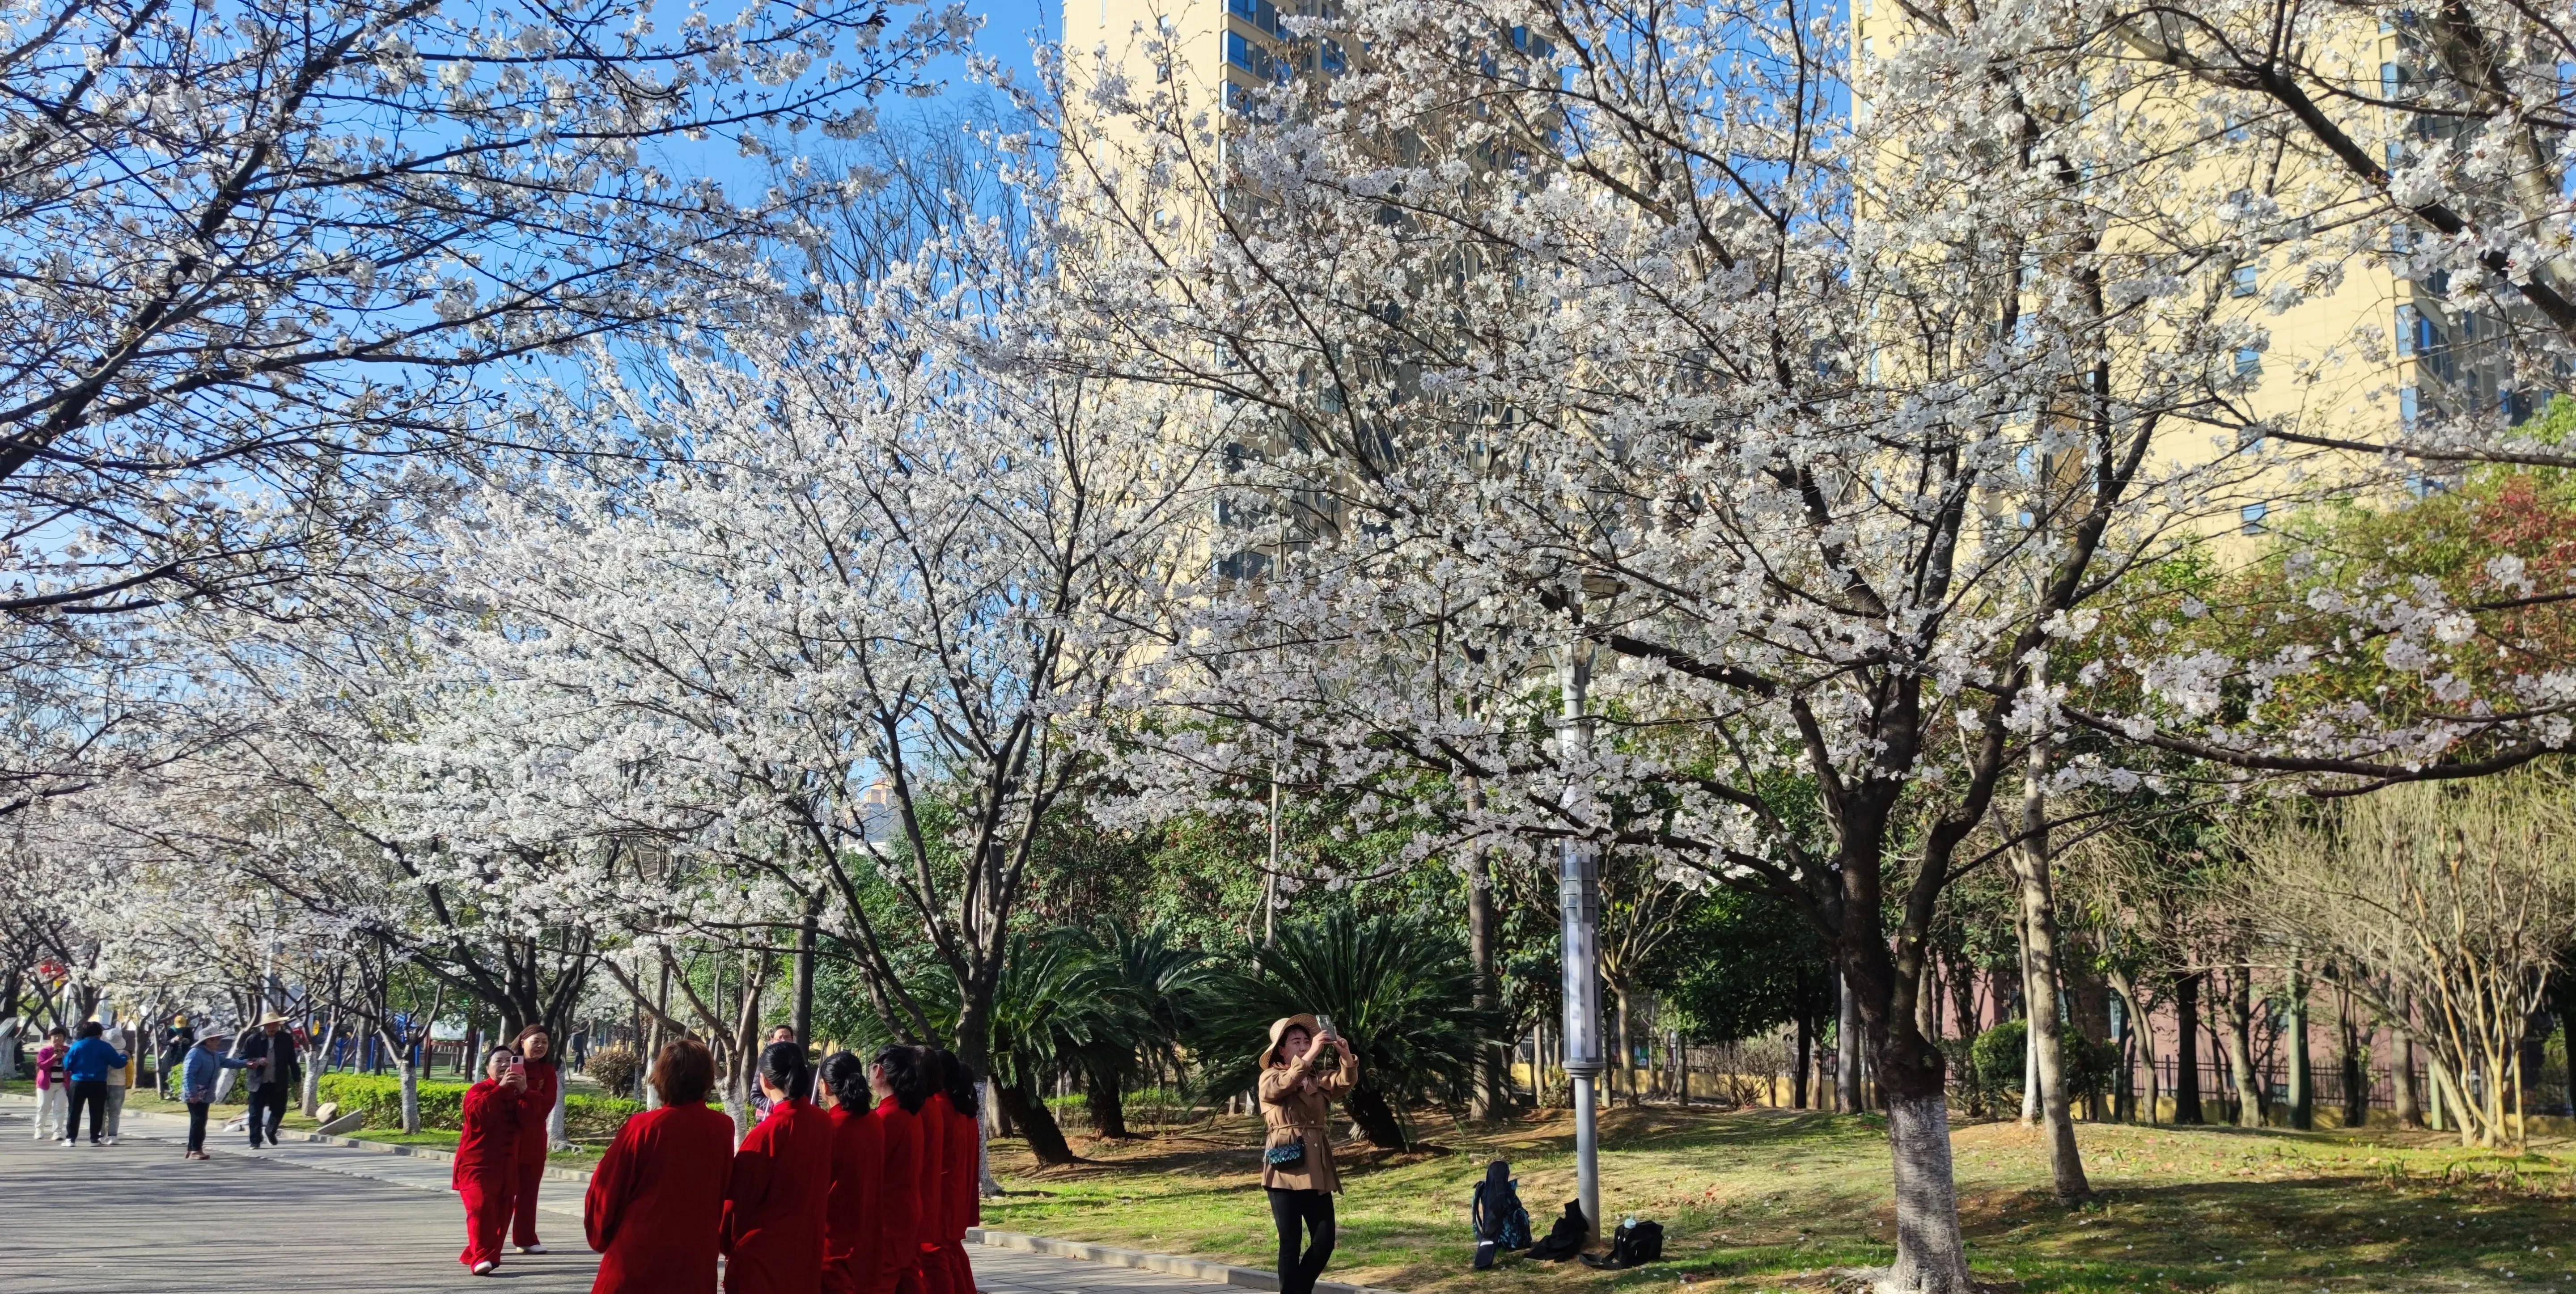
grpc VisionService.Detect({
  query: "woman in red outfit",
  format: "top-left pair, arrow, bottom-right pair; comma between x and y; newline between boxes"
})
510,1024 -> 564,1254
819,1051 -> 884,1294
931,1050 -> 983,1294
456,1047 -> 527,1276
864,1045 -> 927,1294
721,1040 -> 833,1294
585,1038 -> 736,1294
915,1060 -> 953,1294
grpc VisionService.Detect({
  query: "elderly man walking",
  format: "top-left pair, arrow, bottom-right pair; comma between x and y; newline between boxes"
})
239,1015 -> 302,1149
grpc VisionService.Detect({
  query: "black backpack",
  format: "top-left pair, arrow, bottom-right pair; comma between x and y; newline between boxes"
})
1523,1201 -> 1589,1263
1581,1218 -> 1665,1270
1470,1160 -> 1533,1269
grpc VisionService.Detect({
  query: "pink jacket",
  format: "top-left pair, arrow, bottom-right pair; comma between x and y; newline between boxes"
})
35,1042 -> 64,1090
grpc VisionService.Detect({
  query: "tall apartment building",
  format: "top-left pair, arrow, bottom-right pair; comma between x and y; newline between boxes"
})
1850,0 -> 2543,532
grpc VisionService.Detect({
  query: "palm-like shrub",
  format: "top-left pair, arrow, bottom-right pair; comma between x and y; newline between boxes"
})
986,928 -> 1129,1163
1072,920 -> 1214,1136
1196,909 -> 1502,1150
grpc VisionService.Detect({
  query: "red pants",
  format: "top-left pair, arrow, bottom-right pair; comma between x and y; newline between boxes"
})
458,1174 -> 517,1269
511,1154 -> 546,1246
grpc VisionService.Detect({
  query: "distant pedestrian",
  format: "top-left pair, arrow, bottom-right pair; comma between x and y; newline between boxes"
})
747,1025 -> 798,1122
585,1038 -> 734,1294
457,1046 -> 529,1275
100,1025 -> 132,1144
570,1028 -> 590,1071
238,1014 -> 301,1147
32,1026 -> 68,1143
720,1041 -> 830,1294
509,1025 -> 564,1255
60,1021 -> 127,1147
157,1019 -> 195,1099
179,1033 -> 248,1159
1258,1014 -> 1357,1294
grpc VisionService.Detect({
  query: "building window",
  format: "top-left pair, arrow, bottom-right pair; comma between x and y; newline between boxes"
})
2234,347 -> 2262,378
1225,30 -> 1275,78
2399,385 -> 2419,426
2241,502 -> 2269,534
2396,304 -> 2419,357
1227,0 -> 1281,36
2231,265 -> 2258,296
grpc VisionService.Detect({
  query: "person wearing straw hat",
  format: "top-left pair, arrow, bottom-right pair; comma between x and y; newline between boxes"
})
239,1014 -> 302,1148
178,1032 -> 249,1159
1257,1014 -> 1357,1294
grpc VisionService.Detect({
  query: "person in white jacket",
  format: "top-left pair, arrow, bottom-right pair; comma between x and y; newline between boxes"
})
101,1025 -> 132,1145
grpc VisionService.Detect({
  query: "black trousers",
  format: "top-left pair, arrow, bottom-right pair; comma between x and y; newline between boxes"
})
1267,1187 -> 1336,1294
247,1083 -> 288,1146
67,1079 -> 108,1142
186,1101 -> 211,1152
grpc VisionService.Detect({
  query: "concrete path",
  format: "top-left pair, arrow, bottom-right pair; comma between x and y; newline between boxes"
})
0,1099 -> 1246,1294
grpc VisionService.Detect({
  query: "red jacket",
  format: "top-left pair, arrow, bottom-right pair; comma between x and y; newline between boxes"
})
822,1102 -> 884,1294
915,1093 -> 950,1255
864,1097 -> 923,1294
585,1102 -> 736,1294
722,1097 -> 833,1294
454,1079 -> 523,1189
518,1059 -> 561,1157
944,1102 -> 980,1240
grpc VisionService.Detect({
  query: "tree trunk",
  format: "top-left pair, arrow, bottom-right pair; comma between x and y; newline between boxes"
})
2174,972 -> 2203,1125
397,1051 -> 422,1134
1793,1012 -> 1812,1110
2336,988 -> 2368,1129
302,1016 -> 337,1117
1885,1088 -> 1977,1294
1467,849 -> 1500,1121
1614,985 -> 1637,1108
2286,957 -> 2312,1130
2007,752 -> 2088,1197
1675,1030 -> 1690,1107
2392,1013 -> 2423,1130
997,1082 -> 1078,1164
1084,1067 -> 1131,1139
1345,1080 -> 1408,1150
791,900 -> 819,1046
1836,974 -> 1861,1113
2222,969 -> 2263,1129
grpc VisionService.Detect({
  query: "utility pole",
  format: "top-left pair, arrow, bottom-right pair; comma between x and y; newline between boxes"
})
1556,575 -> 1615,1243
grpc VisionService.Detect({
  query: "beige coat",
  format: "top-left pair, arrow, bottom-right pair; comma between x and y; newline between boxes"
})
1258,1044 -> 1357,1193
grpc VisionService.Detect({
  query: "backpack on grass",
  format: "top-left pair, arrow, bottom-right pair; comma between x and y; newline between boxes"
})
1523,1201 -> 1589,1263
1580,1217 -> 1665,1270
1470,1160 -> 1533,1269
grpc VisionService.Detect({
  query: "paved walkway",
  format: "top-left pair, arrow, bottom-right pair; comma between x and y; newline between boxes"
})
0,1099 -> 1245,1294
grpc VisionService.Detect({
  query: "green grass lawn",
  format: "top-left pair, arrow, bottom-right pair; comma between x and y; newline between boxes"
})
979,1105 -> 2576,1294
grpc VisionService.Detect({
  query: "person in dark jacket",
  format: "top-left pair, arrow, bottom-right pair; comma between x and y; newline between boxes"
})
457,1046 -> 528,1275
178,1033 -> 248,1159
239,1015 -> 302,1148
157,1019 -> 195,1099
585,1038 -> 735,1294
59,1022 -> 127,1146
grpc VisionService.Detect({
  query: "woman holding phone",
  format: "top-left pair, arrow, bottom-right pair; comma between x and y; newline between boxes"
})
509,1025 -> 564,1254
1258,1015 -> 1357,1294
456,1046 -> 529,1275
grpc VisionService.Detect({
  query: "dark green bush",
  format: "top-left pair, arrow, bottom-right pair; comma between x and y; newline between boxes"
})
318,1072 -> 641,1136
1968,1019 -> 2121,1106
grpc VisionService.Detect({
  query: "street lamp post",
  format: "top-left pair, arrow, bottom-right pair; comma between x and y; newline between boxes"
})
1556,619 -> 1605,1243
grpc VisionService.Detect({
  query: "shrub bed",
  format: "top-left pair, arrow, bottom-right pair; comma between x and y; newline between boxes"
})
318,1072 -> 642,1136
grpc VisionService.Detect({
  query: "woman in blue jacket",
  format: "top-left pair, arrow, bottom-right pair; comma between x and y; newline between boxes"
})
59,1022 -> 127,1146
178,1034 -> 248,1159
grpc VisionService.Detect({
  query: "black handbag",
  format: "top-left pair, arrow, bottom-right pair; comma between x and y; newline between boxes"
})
1265,1138 -> 1307,1167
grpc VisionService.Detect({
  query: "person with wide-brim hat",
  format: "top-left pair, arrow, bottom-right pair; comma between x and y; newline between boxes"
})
178,1033 -> 248,1159
1257,1014 -> 1357,1294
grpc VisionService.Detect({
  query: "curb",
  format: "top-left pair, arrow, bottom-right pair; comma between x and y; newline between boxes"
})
966,1227 -> 1406,1294
0,1092 -> 592,1184
258,1125 -> 597,1184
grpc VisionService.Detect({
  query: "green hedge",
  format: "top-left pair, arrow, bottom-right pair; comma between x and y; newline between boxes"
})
318,1073 -> 642,1137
